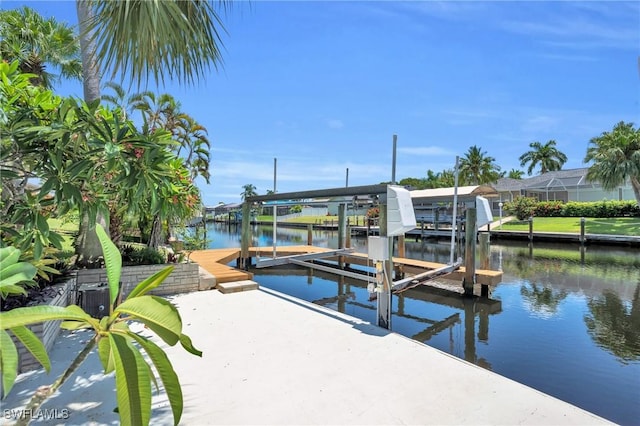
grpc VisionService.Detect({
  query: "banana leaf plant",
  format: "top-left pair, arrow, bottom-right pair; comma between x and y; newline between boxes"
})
0,224 -> 202,426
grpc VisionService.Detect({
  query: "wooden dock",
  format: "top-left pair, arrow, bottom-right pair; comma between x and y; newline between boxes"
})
190,245 -> 502,289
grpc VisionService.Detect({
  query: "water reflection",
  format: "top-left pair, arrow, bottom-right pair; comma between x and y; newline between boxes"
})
520,283 -> 568,318
584,282 -> 640,364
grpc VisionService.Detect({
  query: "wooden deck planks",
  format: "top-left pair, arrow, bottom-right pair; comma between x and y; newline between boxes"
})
190,245 -> 502,287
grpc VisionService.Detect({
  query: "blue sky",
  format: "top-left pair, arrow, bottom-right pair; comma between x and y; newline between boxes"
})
6,1 -> 640,206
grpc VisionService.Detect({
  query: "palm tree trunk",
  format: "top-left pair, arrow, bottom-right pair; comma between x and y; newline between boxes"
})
630,176 -> 640,206
76,1 -> 101,103
75,1 -> 109,266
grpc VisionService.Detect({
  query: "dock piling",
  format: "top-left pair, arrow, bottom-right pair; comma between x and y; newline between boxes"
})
463,208 -> 477,297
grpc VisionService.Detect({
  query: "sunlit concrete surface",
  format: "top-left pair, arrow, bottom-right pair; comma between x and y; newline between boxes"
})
3,287 -> 612,425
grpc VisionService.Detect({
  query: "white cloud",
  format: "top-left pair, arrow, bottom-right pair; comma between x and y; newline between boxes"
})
398,146 -> 455,156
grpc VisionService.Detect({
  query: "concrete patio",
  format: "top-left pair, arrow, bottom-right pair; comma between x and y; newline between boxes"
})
3,287 -> 611,425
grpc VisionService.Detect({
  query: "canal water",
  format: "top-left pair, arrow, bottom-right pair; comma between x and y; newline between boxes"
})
206,222 -> 640,425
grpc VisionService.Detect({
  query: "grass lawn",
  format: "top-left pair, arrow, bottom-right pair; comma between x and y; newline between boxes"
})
497,217 -> 640,236
48,217 -> 79,233
48,217 -> 78,252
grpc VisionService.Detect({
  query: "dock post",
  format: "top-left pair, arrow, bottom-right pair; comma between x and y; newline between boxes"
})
580,217 -> 586,245
478,232 -> 490,297
528,216 -> 534,242
338,203 -> 346,249
434,209 -> 439,231
463,208 -> 477,297
378,204 -> 393,330
307,224 -> 313,245
396,234 -> 406,279
240,202 -> 251,270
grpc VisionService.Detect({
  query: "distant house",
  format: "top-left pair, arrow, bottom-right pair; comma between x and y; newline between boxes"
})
493,168 -> 635,208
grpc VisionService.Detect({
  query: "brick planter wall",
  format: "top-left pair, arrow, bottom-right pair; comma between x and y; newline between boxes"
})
13,262 -> 203,375
14,277 -> 75,373
76,262 -> 201,298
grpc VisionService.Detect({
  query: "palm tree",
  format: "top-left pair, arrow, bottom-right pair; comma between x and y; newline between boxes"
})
584,121 -> 640,206
507,169 -> 524,179
76,1 -> 227,103
241,184 -> 258,201
459,145 -> 501,185
519,140 -> 567,176
175,115 -> 211,183
0,6 -> 82,88
73,0 -> 228,264
101,81 -> 151,120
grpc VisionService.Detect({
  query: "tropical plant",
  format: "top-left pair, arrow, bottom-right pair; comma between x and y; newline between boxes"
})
0,224 -> 202,425
519,140 -> 567,176
73,0 -> 228,265
584,121 -> 640,206
0,6 -> 82,88
241,183 -> 258,201
0,246 -> 38,299
503,196 -> 538,221
459,145 -> 501,185
0,61 -> 67,259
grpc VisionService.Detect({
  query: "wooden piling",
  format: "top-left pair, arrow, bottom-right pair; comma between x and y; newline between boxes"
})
240,202 -> 251,270
580,217 -> 586,245
378,204 -> 392,330
528,216 -> 534,242
463,208 -> 477,297
307,224 -> 313,245
478,232 -> 490,270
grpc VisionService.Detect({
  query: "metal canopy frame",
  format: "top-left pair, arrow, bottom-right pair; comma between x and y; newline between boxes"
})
245,183 -> 390,204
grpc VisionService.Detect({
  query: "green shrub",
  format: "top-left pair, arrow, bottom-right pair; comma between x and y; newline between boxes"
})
504,199 -> 639,218
559,201 -> 639,217
534,201 -> 564,217
504,196 -> 537,220
120,245 -> 165,265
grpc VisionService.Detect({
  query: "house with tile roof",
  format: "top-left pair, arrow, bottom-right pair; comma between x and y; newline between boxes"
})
492,168 -> 636,209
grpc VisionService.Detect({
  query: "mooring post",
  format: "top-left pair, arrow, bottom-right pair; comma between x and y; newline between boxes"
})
396,234 -> 406,279
478,231 -> 490,297
528,216 -> 534,242
338,203 -> 346,249
378,204 -> 393,330
240,202 -> 251,270
307,224 -> 313,246
434,209 -> 440,231
478,232 -> 490,269
463,208 -> 477,297
580,217 -> 586,245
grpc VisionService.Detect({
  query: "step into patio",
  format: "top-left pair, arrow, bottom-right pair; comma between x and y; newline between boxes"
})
217,280 -> 259,294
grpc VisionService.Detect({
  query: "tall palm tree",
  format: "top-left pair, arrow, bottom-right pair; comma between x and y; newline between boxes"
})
73,0 -> 228,264
0,6 -> 82,88
241,184 -> 258,201
176,115 -> 211,183
459,145 -> 501,185
507,169 -> 524,179
519,140 -> 568,176
584,121 -> 640,206
76,0 -> 227,103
